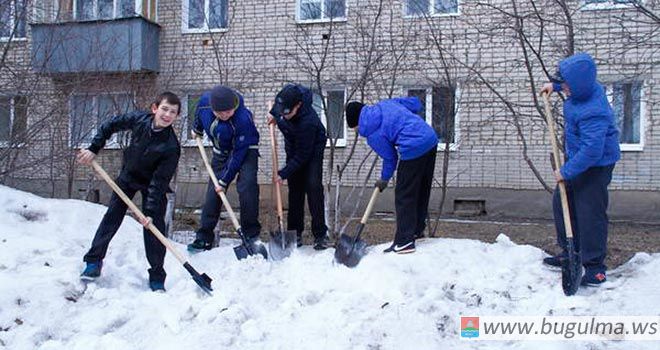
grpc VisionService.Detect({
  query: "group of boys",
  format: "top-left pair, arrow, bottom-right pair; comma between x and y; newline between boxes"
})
77,53 -> 619,292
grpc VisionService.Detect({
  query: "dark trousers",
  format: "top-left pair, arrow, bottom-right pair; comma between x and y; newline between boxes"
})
553,164 -> 615,273
83,178 -> 167,283
287,148 -> 327,238
394,148 -> 437,245
197,149 -> 261,242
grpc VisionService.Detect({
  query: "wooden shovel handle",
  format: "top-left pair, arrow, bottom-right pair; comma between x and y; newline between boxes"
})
90,160 -> 187,264
542,93 -> 574,239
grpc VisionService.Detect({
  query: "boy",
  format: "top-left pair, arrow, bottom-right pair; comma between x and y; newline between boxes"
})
345,97 -> 438,254
268,84 -> 329,250
540,53 -> 620,286
187,85 -> 262,251
78,92 -> 181,292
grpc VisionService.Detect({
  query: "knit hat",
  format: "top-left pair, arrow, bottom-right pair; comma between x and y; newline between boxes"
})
270,84 -> 302,117
345,101 -> 364,128
210,85 -> 239,112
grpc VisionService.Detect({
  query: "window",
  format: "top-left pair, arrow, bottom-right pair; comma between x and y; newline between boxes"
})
312,89 -> 347,147
406,86 -> 459,149
582,0 -> 635,11
607,81 -> 644,151
297,0 -> 346,22
70,93 -> 134,148
0,96 -> 27,145
1,0 -> 27,40
36,0 -> 156,22
405,0 -> 459,17
183,0 -> 228,33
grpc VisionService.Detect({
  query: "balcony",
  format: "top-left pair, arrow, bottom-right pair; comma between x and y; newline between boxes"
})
31,16 -> 160,74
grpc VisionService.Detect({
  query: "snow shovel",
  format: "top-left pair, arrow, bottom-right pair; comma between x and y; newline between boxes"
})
89,160 -> 213,295
267,122 -> 297,260
194,136 -> 268,260
542,93 -> 582,296
334,187 -> 380,268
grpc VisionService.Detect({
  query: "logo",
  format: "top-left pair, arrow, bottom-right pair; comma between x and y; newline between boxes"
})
461,317 -> 479,338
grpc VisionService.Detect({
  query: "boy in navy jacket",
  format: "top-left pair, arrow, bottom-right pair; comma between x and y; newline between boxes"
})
187,85 -> 262,251
540,53 -> 620,286
268,84 -> 329,250
345,97 -> 438,254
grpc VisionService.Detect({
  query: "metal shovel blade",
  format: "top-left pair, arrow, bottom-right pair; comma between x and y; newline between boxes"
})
561,238 -> 582,296
268,230 -> 297,261
233,240 -> 268,260
183,262 -> 213,295
334,233 -> 368,268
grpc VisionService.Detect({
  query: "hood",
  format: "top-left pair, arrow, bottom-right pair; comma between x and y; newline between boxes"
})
558,53 -> 598,101
358,105 -> 383,138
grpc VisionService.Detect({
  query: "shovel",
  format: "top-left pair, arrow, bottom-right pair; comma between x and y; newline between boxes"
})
267,122 -> 297,260
194,136 -> 268,260
542,93 -> 582,296
89,160 -> 213,295
334,187 -> 380,268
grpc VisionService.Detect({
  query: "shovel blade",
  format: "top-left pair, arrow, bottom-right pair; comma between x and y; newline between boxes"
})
561,238 -> 582,296
268,230 -> 297,261
233,239 -> 269,260
183,262 -> 213,295
334,233 -> 367,268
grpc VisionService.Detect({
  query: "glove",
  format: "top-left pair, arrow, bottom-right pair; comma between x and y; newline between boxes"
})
375,179 -> 388,192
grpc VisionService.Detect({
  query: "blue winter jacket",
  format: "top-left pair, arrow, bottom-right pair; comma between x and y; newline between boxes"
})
552,53 -> 620,180
358,97 -> 439,181
192,91 -> 259,186
274,85 -> 327,179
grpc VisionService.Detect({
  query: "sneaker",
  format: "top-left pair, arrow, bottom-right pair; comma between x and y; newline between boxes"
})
313,236 -> 329,251
581,271 -> 606,286
81,261 -> 102,280
187,239 -> 212,252
149,281 -> 166,292
543,253 -> 567,267
383,241 -> 416,254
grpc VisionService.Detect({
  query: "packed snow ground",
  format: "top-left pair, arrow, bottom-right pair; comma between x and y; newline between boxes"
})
0,185 -> 658,350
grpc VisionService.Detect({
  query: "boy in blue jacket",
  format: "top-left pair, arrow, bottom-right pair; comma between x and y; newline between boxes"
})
345,97 -> 438,254
540,53 -> 620,286
187,85 -> 262,251
268,84 -> 329,250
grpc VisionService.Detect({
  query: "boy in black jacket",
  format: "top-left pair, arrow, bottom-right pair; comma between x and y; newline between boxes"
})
78,92 -> 181,292
268,84 -> 329,250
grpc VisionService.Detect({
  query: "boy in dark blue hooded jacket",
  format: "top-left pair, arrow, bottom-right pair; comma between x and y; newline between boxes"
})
540,53 -> 620,286
268,84 -> 329,250
187,85 -> 262,251
345,97 -> 438,254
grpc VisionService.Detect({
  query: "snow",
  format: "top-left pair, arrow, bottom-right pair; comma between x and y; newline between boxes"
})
0,185 -> 658,349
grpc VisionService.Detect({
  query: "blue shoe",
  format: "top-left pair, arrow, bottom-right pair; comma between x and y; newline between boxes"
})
81,261 -> 102,281
581,271 -> 606,286
187,239 -> 212,252
383,241 -> 416,254
149,281 -> 166,292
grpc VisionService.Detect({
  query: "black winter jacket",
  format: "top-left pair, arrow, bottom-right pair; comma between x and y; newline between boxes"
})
88,111 -> 181,216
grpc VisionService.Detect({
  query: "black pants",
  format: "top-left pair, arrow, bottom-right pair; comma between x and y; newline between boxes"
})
553,164 -> 614,274
287,148 -> 327,239
83,178 -> 167,283
394,148 -> 437,245
197,149 -> 261,242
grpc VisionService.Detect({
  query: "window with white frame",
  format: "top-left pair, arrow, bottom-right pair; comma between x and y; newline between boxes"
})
37,0 -> 157,22
405,0 -> 458,17
0,96 -> 27,145
183,0 -> 228,33
1,0 -> 27,39
582,0 -> 636,11
312,89 -> 347,147
297,0 -> 346,22
606,81 -> 644,151
407,86 -> 458,148
70,93 -> 134,147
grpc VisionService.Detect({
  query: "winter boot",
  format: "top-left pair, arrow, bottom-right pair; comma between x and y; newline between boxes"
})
313,235 -> 329,251
581,270 -> 606,286
187,238 -> 213,252
81,261 -> 102,281
543,252 -> 567,268
149,280 -> 166,292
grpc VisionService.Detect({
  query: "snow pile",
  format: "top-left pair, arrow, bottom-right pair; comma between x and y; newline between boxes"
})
0,185 -> 658,349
